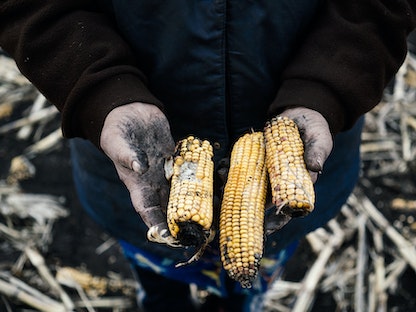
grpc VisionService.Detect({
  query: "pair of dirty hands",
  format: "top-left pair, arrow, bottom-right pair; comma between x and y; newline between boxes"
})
100,102 -> 333,247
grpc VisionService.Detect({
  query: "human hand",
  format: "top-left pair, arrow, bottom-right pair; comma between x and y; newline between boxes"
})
100,102 -> 179,246
265,107 -> 333,234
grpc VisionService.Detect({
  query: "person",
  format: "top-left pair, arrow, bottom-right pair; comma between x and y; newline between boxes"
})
1,1 -> 415,311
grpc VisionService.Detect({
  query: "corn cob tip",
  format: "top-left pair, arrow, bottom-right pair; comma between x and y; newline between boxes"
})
280,202 -> 311,217
222,247 -> 263,288
176,221 -> 209,247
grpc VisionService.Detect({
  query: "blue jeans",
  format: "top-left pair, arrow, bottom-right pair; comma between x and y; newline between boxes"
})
69,117 -> 363,309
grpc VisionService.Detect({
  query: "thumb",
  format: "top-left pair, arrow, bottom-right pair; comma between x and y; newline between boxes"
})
303,127 -> 333,173
130,147 -> 149,175
280,107 -> 333,178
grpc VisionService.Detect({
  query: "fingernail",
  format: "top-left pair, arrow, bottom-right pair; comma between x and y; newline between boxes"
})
161,229 -> 172,238
132,160 -> 142,173
315,158 -> 324,172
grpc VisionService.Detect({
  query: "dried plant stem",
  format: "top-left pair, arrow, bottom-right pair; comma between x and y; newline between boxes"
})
25,247 -> 74,311
384,259 -> 407,291
368,273 -> 376,312
372,230 -> 387,312
73,282 -> 96,312
0,274 -> 66,312
360,141 -> 397,154
24,128 -> 62,157
17,92 -> 47,140
400,112 -> 412,161
354,215 -> 367,312
0,223 -> 21,241
353,193 -> 416,271
11,252 -> 27,276
0,105 -> 57,134
292,230 -> 344,312
405,115 -> 416,131
73,297 -> 134,309
95,238 -> 117,255
305,232 -> 325,254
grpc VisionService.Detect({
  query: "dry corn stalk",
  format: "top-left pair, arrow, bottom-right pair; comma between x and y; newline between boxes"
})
166,136 -> 215,249
264,116 -> 315,217
0,102 -> 13,119
7,155 -> 36,185
219,131 -> 267,288
56,267 -> 109,297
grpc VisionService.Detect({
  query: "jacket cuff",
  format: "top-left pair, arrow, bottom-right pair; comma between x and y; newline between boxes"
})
268,79 -> 347,135
62,73 -> 163,148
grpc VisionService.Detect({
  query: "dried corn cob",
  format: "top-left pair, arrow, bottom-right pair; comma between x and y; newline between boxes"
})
219,131 -> 267,288
166,136 -> 214,248
264,116 -> 315,217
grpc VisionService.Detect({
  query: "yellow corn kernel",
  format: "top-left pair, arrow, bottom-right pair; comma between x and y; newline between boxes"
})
219,131 -> 267,288
264,116 -> 315,217
167,136 -> 214,247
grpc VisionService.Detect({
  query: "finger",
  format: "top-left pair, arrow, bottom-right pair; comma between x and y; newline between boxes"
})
139,205 -> 169,231
129,185 -> 178,246
158,183 -> 170,213
131,147 -> 149,174
265,207 -> 292,235
147,225 -> 181,247
128,185 -> 167,229
102,134 -> 150,174
308,170 -> 319,184
280,107 -> 333,174
303,130 -> 333,173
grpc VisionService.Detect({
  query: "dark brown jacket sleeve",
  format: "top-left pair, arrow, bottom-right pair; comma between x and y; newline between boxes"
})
0,0 -> 162,147
270,0 -> 416,134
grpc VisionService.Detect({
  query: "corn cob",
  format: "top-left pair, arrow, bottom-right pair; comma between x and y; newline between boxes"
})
166,136 -> 214,248
264,116 -> 315,217
219,131 -> 267,288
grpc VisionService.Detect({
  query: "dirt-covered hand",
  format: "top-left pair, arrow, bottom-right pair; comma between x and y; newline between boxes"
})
100,102 -> 178,246
280,107 -> 333,183
265,107 -> 333,235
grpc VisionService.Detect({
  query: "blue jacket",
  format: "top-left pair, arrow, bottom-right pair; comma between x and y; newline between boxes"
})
0,0 -> 413,147
100,0 -> 321,161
